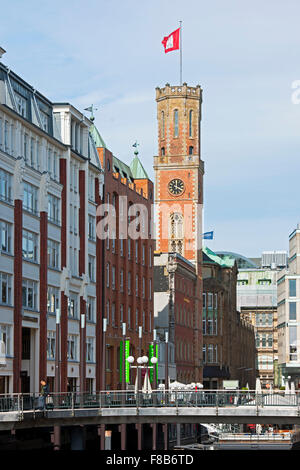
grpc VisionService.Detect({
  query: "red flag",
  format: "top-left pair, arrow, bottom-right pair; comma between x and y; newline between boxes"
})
162,28 -> 180,53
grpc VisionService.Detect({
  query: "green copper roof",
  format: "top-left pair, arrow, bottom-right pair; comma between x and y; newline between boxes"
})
130,155 -> 149,179
203,246 -> 235,268
89,124 -> 106,149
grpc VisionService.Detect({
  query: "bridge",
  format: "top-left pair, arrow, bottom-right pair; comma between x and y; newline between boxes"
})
1,390 -> 300,431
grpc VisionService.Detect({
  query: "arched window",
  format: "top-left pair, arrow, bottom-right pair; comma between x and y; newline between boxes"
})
161,147 -> 165,156
189,146 -> 193,155
169,213 -> 184,255
161,111 -> 165,139
189,110 -> 193,137
174,109 -> 179,137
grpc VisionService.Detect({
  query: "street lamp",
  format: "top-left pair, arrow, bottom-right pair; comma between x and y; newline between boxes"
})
53,308 -> 61,451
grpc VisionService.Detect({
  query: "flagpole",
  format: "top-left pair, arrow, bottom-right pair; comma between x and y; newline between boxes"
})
179,20 -> 182,85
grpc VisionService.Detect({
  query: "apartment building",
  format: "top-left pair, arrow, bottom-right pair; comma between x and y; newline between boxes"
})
0,56 -> 104,393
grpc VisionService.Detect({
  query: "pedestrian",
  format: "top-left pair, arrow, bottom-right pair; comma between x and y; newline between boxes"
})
40,379 -> 50,410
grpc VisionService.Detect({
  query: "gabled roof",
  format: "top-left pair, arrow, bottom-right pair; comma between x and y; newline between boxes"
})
130,154 -> 149,179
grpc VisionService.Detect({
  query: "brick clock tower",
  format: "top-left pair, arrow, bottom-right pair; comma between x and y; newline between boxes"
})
153,82 -> 204,382
154,82 -> 204,268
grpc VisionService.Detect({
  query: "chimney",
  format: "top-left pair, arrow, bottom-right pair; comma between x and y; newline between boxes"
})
0,47 -> 6,58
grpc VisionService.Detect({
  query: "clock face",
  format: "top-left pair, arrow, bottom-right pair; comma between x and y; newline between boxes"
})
168,178 -> 185,196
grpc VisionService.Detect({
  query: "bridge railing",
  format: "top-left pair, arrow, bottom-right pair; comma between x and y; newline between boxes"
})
0,390 -> 300,413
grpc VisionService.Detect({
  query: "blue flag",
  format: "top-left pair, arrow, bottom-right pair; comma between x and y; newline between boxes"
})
203,231 -> 214,239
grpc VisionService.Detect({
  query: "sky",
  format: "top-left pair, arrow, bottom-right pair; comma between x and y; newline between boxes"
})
1,0 -> 300,257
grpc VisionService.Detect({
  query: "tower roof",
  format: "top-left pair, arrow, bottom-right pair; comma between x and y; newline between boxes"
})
89,123 -> 106,149
130,154 -> 149,179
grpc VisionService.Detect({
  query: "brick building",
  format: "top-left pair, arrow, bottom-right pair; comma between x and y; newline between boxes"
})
153,83 -> 204,384
202,247 -> 256,389
91,124 -> 155,390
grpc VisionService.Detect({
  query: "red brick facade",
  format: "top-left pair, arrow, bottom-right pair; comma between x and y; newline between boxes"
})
97,147 -> 154,390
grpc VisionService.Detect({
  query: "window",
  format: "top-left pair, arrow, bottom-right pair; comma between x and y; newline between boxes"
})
47,239 -> 60,268
0,325 -> 12,358
188,146 -> 193,155
202,309 -> 206,335
203,293 -> 206,309
15,92 -> 27,118
289,279 -> 297,297
149,278 -> 152,299
47,331 -> 56,360
120,304 -> 124,325
40,110 -> 49,132
256,333 -> 260,348
111,265 -> 116,289
189,110 -> 193,137
120,270 -> 124,292
47,286 -> 59,313
142,277 -> 145,298
289,302 -> 297,321
289,325 -> 297,361
22,279 -> 38,310
30,138 -> 35,167
0,221 -> 12,254
67,335 -> 78,361
68,293 -> 78,319
142,245 -> 145,265
0,169 -> 12,203
207,293 -> 213,309
161,111 -> 165,139
22,230 -> 38,262
135,275 -> 138,294
128,272 -> 131,294
48,194 -> 60,224
128,239 -> 131,259
87,296 -> 95,322
267,334 -> 273,347
24,133 -> 28,162
88,255 -> 96,282
128,306 -> 131,329
88,215 -> 96,241
135,241 -> 138,263
106,263 -> 110,287
23,182 -> 38,214
0,273 -> 12,305
135,309 -> 138,330
120,239 -> 124,256
174,109 -> 179,137
86,337 -> 95,363
106,301 -> 110,325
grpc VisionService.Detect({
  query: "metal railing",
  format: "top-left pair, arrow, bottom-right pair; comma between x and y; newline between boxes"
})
0,390 -> 300,414
219,433 -> 292,441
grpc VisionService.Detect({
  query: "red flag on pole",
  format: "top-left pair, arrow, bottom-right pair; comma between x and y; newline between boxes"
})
162,28 -> 180,53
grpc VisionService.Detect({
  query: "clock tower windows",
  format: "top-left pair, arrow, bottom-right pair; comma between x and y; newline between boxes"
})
174,109 -> 179,137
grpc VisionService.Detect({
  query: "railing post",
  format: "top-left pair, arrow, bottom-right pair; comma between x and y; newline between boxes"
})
71,392 -> 75,415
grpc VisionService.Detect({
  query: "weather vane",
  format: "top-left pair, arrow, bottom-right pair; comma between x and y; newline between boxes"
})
132,140 -> 139,155
84,104 -> 98,122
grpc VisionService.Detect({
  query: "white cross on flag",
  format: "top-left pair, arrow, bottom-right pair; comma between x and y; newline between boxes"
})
162,28 -> 180,53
